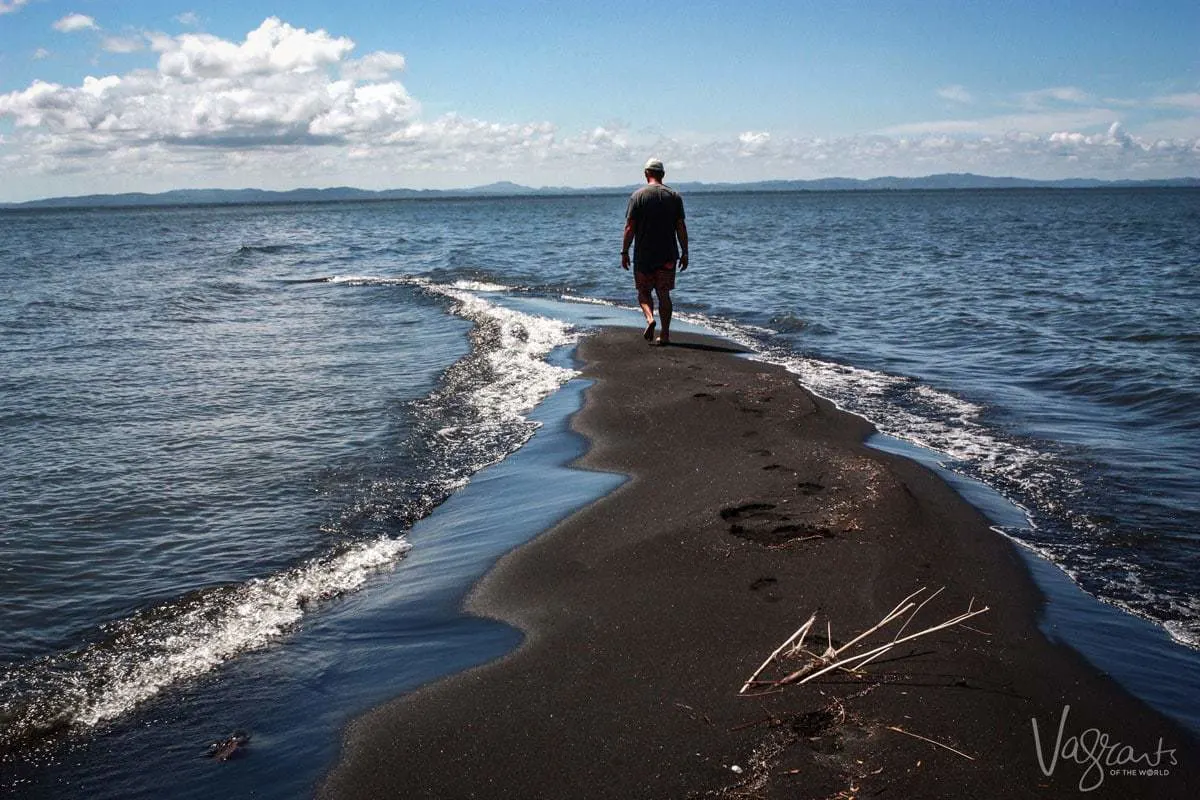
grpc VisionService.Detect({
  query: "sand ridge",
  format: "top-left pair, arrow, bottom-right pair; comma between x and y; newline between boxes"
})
320,329 -> 1197,799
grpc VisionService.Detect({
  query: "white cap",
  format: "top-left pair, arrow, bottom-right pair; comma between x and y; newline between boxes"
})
643,157 -> 665,174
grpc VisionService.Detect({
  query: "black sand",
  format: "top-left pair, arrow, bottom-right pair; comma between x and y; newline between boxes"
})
319,330 -> 1197,799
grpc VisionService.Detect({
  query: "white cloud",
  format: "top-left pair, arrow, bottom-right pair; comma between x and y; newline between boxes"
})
33,48 -> 51,60
340,52 -> 407,81
1,18 -> 416,155
1049,122 -> 1133,148
175,11 -> 201,27
1018,86 -> 1092,107
738,131 -> 770,144
102,35 -> 146,54
736,131 -> 771,157
154,18 -> 354,79
937,85 -> 973,104
886,84 -> 1200,146
0,0 -> 31,15
1152,93 -> 1200,111
53,13 -> 98,33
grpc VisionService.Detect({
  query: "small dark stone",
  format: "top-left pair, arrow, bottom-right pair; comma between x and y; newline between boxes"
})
206,731 -> 250,762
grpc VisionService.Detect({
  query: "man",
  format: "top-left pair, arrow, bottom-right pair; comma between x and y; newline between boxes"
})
621,157 -> 688,346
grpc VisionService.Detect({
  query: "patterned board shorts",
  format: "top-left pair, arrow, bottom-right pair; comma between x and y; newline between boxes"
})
635,262 -> 677,293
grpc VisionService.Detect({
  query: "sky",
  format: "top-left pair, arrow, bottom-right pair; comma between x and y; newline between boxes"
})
1,1 -> 1198,202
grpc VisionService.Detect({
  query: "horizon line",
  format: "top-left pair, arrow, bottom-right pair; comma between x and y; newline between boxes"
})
4,172 -> 1198,209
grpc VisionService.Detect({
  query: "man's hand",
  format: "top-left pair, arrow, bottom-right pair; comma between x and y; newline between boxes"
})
678,253 -> 689,271
621,251 -> 631,270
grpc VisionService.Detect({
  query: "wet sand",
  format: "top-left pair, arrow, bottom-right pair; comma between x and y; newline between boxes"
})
319,329 -> 1197,799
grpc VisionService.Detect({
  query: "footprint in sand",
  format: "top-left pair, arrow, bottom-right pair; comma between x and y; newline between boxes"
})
719,502 -> 832,546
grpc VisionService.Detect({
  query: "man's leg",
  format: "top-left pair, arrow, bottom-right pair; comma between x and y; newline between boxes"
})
638,290 -> 655,326
654,262 -> 675,344
636,274 -> 657,339
657,288 -> 672,343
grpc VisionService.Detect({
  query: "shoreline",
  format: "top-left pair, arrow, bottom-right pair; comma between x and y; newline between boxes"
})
320,328 -> 1197,799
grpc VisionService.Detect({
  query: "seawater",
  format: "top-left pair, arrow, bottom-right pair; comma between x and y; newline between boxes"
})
1,190 -> 1196,796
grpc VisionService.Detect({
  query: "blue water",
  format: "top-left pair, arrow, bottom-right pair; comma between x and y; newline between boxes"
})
1,190 -> 1197,796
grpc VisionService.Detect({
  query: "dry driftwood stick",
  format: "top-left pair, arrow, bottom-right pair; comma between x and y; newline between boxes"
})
799,587 -> 931,673
739,614 -> 815,694
828,587 -> 926,659
785,616 -> 815,658
890,586 -> 944,644
886,725 -> 976,760
855,596 -> 976,672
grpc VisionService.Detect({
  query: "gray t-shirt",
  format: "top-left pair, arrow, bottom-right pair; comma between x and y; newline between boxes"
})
626,184 -> 685,272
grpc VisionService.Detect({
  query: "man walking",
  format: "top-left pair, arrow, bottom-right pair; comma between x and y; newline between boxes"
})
621,158 -> 688,346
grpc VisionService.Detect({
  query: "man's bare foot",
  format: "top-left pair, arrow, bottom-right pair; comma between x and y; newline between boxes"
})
650,336 -> 670,347
643,321 -> 656,341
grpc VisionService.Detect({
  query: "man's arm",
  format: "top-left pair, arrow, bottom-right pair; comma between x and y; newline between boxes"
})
676,218 -> 689,270
621,218 -> 635,270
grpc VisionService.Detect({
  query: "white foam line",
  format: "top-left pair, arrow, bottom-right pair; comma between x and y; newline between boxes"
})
450,280 -> 513,293
559,294 -> 617,306
60,537 -> 410,730
433,285 -> 579,423
325,274 -> 423,286
325,274 -> 579,435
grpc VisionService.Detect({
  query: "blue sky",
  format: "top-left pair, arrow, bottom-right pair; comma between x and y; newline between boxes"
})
1,1 -> 1197,201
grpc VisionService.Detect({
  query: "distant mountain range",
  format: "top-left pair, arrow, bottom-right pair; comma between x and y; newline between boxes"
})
4,173 -> 1197,210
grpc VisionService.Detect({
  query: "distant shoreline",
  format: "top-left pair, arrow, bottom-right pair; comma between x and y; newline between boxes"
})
4,173 -> 1197,211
